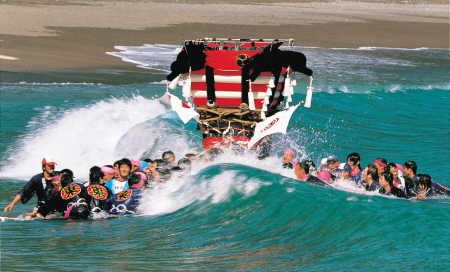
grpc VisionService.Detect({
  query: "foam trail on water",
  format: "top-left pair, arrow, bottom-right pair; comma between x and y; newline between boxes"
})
0,95 -> 167,180
106,44 -> 182,71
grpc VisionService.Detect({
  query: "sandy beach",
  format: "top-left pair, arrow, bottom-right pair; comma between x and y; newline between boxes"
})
0,0 -> 448,71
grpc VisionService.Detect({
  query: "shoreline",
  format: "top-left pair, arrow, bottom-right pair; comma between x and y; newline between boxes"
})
0,1 -> 448,72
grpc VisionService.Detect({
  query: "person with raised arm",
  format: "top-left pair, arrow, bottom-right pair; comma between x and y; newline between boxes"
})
4,157 -> 58,213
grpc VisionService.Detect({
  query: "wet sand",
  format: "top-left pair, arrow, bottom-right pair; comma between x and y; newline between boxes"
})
0,0 -> 448,71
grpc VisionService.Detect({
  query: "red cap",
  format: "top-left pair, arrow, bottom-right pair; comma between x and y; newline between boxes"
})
42,157 -> 57,166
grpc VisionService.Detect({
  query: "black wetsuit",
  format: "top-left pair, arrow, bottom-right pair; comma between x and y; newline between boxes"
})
37,183 -> 88,218
302,175 -> 329,187
18,173 -> 54,208
85,184 -> 113,213
404,176 -> 420,198
379,186 -> 409,199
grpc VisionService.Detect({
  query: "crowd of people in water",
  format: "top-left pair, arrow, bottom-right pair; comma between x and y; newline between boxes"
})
3,149 -> 449,220
281,149 -> 450,199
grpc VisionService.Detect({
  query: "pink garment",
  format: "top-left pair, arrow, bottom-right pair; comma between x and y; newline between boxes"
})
317,170 -> 331,183
134,172 -> 147,181
299,174 -> 310,181
64,205 -> 74,218
374,159 -> 387,167
351,169 -> 361,176
395,163 -> 403,172
284,149 -> 295,157
100,166 -> 115,175
131,179 -> 144,189
129,157 -> 142,169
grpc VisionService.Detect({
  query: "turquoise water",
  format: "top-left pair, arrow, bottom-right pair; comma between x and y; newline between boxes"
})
1,47 -> 449,270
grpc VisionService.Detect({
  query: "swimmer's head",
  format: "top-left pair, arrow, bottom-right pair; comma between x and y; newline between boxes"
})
129,157 -> 142,172
155,167 -> 171,182
162,151 -> 176,165
177,158 -> 191,172
418,174 -> 432,191
403,160 -> 417,175
363,164 -> 379,182
317,170 -> 331,183
282,149 -> 295,163
60,169 -> 74,187
379,171 -> 394,187
347,153 -> 361,169
89,166 -> 105,185
128,173 -> 146,189
304,160 -> 316,170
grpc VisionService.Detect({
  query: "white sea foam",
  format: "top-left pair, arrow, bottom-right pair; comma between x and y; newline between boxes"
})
106,44 -> 182,71
0,95 -> 167,179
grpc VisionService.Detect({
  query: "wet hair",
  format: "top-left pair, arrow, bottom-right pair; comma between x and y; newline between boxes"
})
376,158 -> 387,166
128,174 -> 141,187
143,158 -> 154,163
366,164 -> 379,181
386,163 -> 397,173
155,159 -> 170,169
177,158 -> 191,172
347,153 -> 361,170
171,166 -> 183,172
418,174 -> 432,190
283,162 -> 293,169
156,167 -> 171,181
162,151 -> 175,161
304,160 -> 315,170
404,161 -> 417,175
381,171 -> 394,187
118,158 -> 132,171
70,204 -> 90,219
113,160 -> 121,168
298,161 -> 310,174
60,169 -> 74,186
89,166 -> 105,185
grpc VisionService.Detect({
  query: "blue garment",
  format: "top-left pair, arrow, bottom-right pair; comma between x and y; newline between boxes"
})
431,183 -> 450,196
104,178 -> 129,195
104,189 -> 142,215
351,171 -> 362,184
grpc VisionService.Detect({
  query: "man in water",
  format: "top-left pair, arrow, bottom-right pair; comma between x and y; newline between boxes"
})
360,164 -> 380,192
105,159 -> 131,194
185,151 -> 198,162
282,149 -> 297,169
374,158 -> 388,176
403,160 -> 419,197
101,165 -> 116,182
129,158 -> 142,174
295,161 -> 328,186
340,163 -> 352,181
85,166 -> 113,214
162,151 -> 176,167
4,157 -> 58,213
378,171 -> 408,199
104,173 -> 144,215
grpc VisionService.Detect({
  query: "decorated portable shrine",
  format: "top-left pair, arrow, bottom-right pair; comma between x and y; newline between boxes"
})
160,38 -> 314,156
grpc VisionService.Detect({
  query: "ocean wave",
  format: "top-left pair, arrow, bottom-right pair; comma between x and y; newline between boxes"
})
0,95 -> 167,179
